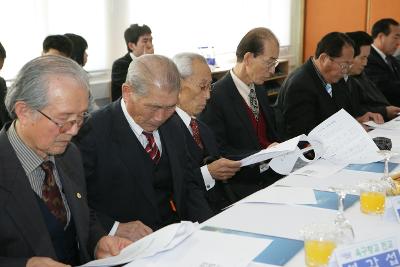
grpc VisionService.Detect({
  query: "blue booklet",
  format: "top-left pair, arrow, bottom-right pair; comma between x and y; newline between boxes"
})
201,226 -> 303,266
345,161 -> 398,173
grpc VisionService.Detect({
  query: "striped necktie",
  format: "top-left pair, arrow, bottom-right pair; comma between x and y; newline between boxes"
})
143,131 -> 161,163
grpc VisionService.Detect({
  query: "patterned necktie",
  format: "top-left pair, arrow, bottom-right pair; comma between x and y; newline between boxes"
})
248,84 -> 259,120
325,83 -> 332,97
189,118 -> 204,149
143,131 -> 161,163
41,161 -> 67,226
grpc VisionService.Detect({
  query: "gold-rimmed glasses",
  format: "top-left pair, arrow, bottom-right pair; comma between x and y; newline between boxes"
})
37,110 -> 89,133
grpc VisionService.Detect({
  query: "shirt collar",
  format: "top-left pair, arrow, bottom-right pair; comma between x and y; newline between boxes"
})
7,121 -> 54,175
129,52 -> 137,60
120,98 -> 147,137
175,106 -> 192,128
230,69 -> 253,94
311,57 -> 330,88
372,44 -> 387,62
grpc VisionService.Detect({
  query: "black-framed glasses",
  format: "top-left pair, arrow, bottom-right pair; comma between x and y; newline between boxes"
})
37,110 -> 89,133
329,57 -> 353,72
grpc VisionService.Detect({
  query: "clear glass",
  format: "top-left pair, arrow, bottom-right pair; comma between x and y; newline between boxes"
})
359,180 -> 386,215
329,185 -> 355,244
378,150 -> 399,194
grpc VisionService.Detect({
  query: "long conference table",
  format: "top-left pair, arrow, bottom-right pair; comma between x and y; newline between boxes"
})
123,126 -> 400,267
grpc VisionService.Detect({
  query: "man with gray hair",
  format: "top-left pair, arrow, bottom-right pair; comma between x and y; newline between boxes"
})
0,56 -> 131,266
75,54 -> 213,242
172,52 -> 241,212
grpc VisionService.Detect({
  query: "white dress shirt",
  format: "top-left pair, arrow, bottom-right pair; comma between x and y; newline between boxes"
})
175,107 -> 215,190
372,44 -> 389,63
230,69 -> 253,107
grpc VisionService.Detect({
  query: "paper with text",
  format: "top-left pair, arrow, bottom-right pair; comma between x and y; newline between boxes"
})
79,221 -> 198,267
309,109 -> 382,164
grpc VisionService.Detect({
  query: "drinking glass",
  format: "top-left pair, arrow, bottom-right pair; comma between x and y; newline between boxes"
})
302,223 -> 338,267
328,185 -> 355,244
359,180 -> 386,215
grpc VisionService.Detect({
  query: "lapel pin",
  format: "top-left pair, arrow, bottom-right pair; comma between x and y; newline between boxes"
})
76,192 -> 82,199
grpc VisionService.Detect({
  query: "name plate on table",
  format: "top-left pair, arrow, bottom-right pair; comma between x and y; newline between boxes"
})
392,196 -> 400,223
335,236 -> 400,267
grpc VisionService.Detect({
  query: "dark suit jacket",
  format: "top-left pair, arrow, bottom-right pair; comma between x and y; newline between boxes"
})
364,47 -> 400,106
170,113 -> 233,212
0,77 -> 10,129
347,72 -> 391,121
74,101 -> 213,232
111,53 -> 132,101
0,123 -> 105,267
276,58 -> 358,139
200,71 -> 281,199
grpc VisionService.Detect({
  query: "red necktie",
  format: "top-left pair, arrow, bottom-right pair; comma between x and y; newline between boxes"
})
143,131 -> 161,163
41,161 -> 67,226
189,119 -> 204,149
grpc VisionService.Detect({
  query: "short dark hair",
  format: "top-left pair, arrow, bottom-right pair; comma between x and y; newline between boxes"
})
346,31 -> 373,57
65,33 -> 88,66
236,27 -> 279,62
124,24 -> 152,52
371,18 -> 399,39
315,32 -> 354,58
42,35 -> 73,57
0,42 -> 6,59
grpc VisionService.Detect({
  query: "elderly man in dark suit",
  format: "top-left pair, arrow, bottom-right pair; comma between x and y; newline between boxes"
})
111,24 -> 154,101
364,18 -> 400,106
75,54 -> 213,243
200,27 -> 282,201
277,32 -> 383,139
0,56 -> 130,267
172,52 -> 241,212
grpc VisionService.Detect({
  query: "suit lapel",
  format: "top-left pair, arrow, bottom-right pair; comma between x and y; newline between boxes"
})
0,128 -> 56,258
159,120 -> 183,213
371,47 -> 392,72
110,101 -> 158,211
55,156 -> 89,260
224,73 -> 260,147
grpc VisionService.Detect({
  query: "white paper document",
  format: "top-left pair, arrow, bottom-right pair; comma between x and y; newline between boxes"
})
238,186 -> 317,205
125,230 -> 272,267
292,159 -> 347,178
80,221 -> 198,267
240,135 -> 302,167
308,109 -> 382,164
364,117 -> 400,130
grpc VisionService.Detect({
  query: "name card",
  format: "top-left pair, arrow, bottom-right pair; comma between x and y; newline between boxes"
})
391,196 -> 400,223
335,236 -> 400,267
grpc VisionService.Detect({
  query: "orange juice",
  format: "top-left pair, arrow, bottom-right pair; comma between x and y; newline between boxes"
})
304,239 -> 336,267
360,191 -> 385,214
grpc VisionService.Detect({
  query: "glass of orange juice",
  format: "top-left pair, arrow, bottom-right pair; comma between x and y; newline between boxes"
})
302,223 -> 337,267
359,180 -> 386,215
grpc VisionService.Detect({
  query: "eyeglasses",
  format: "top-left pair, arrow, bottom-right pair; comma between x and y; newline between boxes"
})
329,57 -> 353,72
261,58 -> 279,69
198,82 -> 212,92
37,110 -> 89,133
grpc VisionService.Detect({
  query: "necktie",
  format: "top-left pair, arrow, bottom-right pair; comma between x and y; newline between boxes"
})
41,161 -> 67,226
189,118 -> 204,149
143,131 -> 161,163
248,84 -> 259,120
325,83 -> 332,97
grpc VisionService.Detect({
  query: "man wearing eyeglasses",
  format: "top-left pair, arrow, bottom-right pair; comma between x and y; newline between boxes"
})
172,52 -> 241,212
75,54 -> 213,242
200,27 -> 281,201
277,32 -> 383,139
0,56 -> 131,267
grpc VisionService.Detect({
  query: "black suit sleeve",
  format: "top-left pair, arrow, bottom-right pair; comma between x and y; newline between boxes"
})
73,120 -> 116,232
111,58 -> 129,102
0,78 -> 11,129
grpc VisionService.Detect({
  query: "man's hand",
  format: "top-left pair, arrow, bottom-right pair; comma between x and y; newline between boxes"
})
357,112 -> 384,124
116,220 -> 153,242
95,235 -> 132,259
26,257 -> 70,267
207,158 -> 241,180
386,106 -> 400,119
